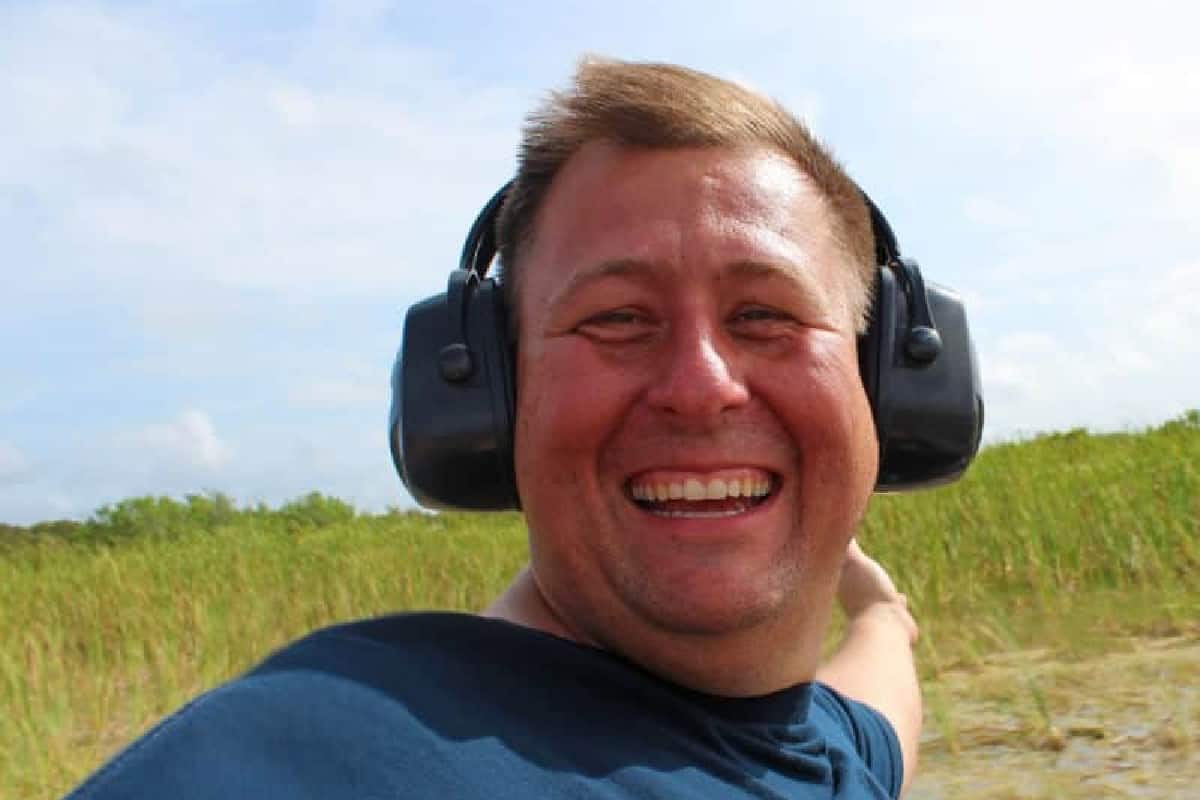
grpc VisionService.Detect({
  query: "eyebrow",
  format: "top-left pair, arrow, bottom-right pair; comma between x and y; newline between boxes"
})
547,258 -> 657,310
723,259 -> 799,282
548,255 -> 834,316
722,259 -> 831,311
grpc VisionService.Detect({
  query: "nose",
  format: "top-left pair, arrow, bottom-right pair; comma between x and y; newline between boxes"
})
644,320 -> 750,421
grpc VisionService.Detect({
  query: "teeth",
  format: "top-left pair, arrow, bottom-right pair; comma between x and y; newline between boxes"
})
631,475 -> 772,503
644,506 -> 750,519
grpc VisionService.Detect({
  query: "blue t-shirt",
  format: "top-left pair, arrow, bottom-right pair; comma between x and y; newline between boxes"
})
66,612 -> 903,799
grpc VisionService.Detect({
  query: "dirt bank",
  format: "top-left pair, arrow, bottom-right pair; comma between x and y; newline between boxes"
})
910,636 -> 1199,799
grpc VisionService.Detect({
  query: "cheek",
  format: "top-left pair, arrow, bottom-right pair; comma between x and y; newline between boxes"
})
514,342 -> 643,493
770,339 -> 878,501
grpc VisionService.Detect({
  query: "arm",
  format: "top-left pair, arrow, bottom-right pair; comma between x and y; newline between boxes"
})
815,539 -> 921,795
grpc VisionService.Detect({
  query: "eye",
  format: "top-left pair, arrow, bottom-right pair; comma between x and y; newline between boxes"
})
732,306 -> 789,323
729,305 -> 799,338
591,309 -> 644,325
574,308 -> 658,342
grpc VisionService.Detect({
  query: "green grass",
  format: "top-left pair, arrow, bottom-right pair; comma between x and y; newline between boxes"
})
1,507 -> 530,798
858,414 -> 1200,668
2,412 -> 1197,799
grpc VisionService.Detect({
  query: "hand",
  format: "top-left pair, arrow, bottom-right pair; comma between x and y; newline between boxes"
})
836,539 -> 918,643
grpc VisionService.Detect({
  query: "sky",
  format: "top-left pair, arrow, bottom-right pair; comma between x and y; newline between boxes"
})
2,0 -> 1197,524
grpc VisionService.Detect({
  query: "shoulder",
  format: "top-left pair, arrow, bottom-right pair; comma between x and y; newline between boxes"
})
809,682 -> 904,798
64,612 -> 652,800
64,674 -> 326,799
65,613 -> 496,800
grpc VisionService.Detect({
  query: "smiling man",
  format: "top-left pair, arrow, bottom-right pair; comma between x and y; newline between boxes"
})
65,59 -> 921,800
483,61 -> 920,797
494,142 -> 878,672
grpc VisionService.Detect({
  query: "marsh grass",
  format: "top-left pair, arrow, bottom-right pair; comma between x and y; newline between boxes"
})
858,415 -> 1199,669
2,414 -> 1197,798
1,508 -> 529,798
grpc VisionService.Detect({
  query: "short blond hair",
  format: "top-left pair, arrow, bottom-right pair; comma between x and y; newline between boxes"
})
496,57 -> 876,330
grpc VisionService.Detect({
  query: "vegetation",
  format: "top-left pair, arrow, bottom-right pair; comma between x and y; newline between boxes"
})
2,413 -> 1198,798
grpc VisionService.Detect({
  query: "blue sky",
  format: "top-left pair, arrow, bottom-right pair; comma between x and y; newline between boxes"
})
2,0 -> 1197,523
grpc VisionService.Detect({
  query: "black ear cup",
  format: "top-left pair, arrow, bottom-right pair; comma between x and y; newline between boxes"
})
860,262 -> 984,490
391,184 -> 984,509
389,270 -> 518,509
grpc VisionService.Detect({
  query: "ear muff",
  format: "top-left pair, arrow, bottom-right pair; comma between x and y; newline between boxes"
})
857,195 -> 984,489
859,260 -> 984,490
390,183 -> 984,509
389,186 -> 518,509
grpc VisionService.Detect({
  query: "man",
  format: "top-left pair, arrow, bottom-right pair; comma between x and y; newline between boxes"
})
66,59 -> 920,799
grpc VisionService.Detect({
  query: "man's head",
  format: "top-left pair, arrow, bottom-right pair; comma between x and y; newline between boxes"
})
497,56 -> 876,334
501,59 -> 881,694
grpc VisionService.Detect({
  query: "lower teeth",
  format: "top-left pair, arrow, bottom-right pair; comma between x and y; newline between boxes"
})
634,496 -> 762,517
648,507 -> 749,518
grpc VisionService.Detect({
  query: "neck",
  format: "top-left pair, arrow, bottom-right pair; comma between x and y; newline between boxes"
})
482,566 -> 828,697
483,565 -> 583,643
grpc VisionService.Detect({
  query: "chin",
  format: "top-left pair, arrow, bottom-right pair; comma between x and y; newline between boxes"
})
612,562 -> 801,638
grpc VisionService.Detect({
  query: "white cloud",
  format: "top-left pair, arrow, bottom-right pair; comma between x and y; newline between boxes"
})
0,441 -> 32,486
270,86 -> 320,128
979,257 -> 1200,439
1089,261 -> 1200,376
821,2 -> 1200,440
122,409 -> 232,472
289,359 -> 382,411
882,1 -> 1200,210
1141,263 -> 1200,349
962,195 -> 1025,231
0,1 -> 525,297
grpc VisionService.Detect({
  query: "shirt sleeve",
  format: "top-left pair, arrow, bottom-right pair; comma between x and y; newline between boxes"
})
810,682 -> 904,798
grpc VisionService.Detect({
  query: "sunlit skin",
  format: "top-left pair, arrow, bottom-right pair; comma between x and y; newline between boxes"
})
487,141 -> 880,696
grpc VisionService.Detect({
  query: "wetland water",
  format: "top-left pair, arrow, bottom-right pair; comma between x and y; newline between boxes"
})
909,637 -> 1199,799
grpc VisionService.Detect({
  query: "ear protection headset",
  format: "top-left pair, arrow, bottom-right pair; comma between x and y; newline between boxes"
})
390,181 -> 984,509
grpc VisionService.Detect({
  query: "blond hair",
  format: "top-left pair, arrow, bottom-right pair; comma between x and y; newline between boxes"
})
496,57 -> 877,330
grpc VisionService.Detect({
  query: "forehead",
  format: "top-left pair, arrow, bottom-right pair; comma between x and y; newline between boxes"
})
518,142 -> 847,314
541,141 -> 821,241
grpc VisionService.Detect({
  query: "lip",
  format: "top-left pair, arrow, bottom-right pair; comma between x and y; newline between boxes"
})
625,486 -> 782,542
624,463 -> 780,483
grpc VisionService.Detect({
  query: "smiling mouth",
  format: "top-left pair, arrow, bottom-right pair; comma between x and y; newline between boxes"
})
626,470 -> 778,518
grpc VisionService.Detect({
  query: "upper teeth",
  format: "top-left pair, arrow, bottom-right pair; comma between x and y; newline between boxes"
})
631,477 -> 771,502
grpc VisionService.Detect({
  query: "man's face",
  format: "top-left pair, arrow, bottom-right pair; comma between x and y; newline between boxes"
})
513,142 -> 878,658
